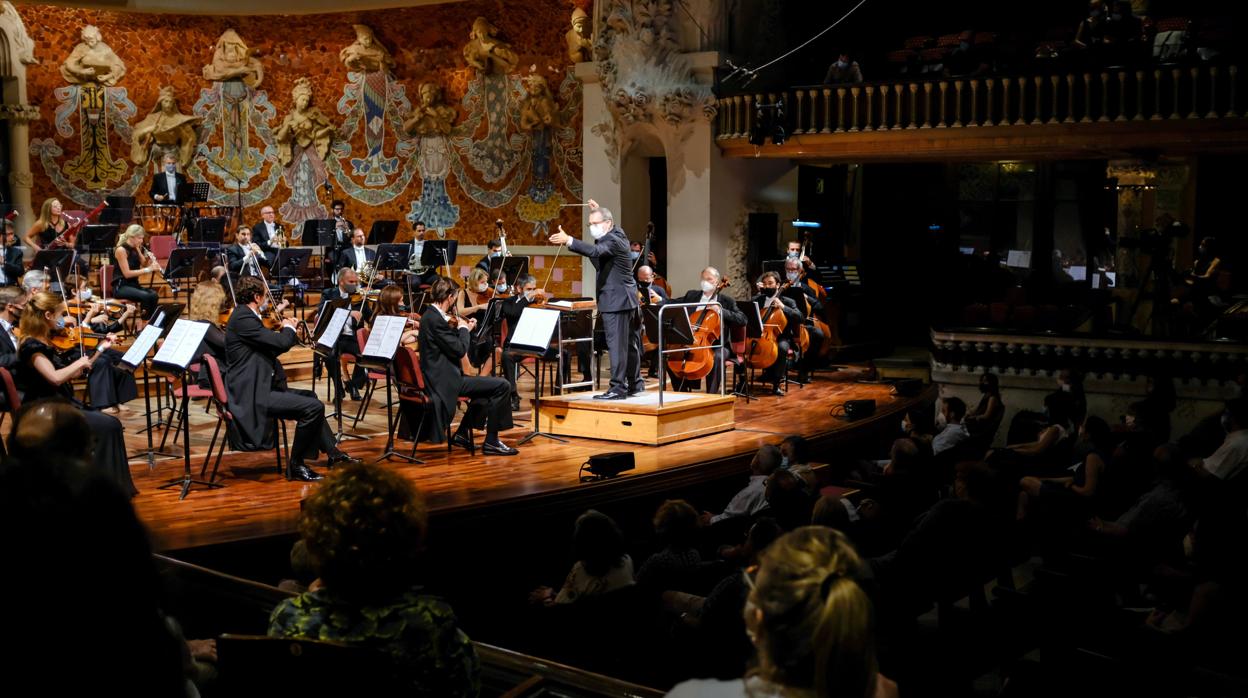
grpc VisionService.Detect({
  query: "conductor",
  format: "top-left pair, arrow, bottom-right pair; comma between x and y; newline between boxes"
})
548,199 -> 641,400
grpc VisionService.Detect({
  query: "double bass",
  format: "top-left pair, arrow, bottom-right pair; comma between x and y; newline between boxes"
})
636,222 -> 671,298
667,276 -> 730,382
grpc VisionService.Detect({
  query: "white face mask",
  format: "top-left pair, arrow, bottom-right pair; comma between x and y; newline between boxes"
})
590,222 -> 609,239
523,290 -> 536,302
786,271 -> 800,282
477,283 -> 488,292
78,289 -> 93,301
700,280 -> 715,294
935,413 -> 948,429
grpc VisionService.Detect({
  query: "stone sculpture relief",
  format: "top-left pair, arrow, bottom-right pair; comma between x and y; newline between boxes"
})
273,77 -> 334,167
339,24 -> 394,74
130,86 -> 201,168
202,28 -> 264,88
402,82 -> 457,138
565,7 -> 593,63
60,25 -> 126,86
462,16 -> 519,76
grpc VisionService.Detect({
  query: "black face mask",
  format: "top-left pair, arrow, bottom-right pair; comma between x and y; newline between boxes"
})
979,384 -> 990,394
638,280 -> 650,288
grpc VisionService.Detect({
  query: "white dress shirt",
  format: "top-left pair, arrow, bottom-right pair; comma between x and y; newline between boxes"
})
164,171 -> 178,202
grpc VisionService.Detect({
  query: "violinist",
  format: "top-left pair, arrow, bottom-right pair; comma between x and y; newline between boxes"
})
1,220 -> 23,287
226,226 -> 268,278
16,291 -> 134,496
315,266 -> 369,402
456,267 -> 495,375
673,266 -> 745,394
419,276 -> 517,455
783,256 -> 826,382
474,238 -> 505,275
637,265 -> 667,379
369,285 -> 419,347
0,287 -> 26,404
499,274 -> 541,410
188,278 -> 227,388
70,276 -> 136,334
112,224 -> 160,320
751,271 -> 802,395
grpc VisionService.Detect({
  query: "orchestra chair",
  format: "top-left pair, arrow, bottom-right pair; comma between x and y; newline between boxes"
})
728,324 -> 751,403
148,235 -> 176,264
199,354 -> 290,483
500,316 -> 540,402
350,327 -> 390,429
0,367 -> 20,457
162,362 -> 214,448
393,346 -> 473,457
215,634 -> 405,695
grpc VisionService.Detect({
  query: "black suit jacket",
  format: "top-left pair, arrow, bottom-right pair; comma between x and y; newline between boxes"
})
149,171 -> 188,203
336,246 -> 376,273
419,306 -> 467,442
0,324 -> 18,409
1,246 -> 23,286
678,290 -> 746,328
226,243 -> 267,276
251,220 -> 282,256
751,293 -> 801,338
568,228 -> 638,313
224,306 -> 297,450
316,286 -> 371,341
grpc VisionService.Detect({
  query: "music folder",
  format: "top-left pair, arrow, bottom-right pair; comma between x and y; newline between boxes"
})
360,315 -> 407,366
310,299 -> 350,357
745,301 -> 764,339
151,319 -> 210,370
507,307 -> 560,357
119,324 -> 163,370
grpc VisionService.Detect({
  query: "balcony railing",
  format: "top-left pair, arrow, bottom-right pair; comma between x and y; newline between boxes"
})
716,63 -> 1242,139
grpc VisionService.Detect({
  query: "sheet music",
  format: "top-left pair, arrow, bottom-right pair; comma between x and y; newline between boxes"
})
546,300 -> 574,309
316,307 -> 351,349
510,307 -> 560,349
362,315 -> 406,360
120,325 -> 163,368
152,319 -> 210,369
1006,250 -> 1032,268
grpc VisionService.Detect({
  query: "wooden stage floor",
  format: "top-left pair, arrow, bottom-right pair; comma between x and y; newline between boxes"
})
121,367 -> 929,552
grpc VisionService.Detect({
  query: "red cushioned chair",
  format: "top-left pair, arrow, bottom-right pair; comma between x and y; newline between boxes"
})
199,354 -> 289,483
393,346 -> 473,457
351,327 -> 390,429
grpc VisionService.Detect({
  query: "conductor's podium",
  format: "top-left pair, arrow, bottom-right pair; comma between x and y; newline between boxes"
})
535,389 -> 735,446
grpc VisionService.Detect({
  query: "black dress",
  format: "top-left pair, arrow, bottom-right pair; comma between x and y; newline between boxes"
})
38,219 -> 68,248
16,338 -> 135,497
112,246 -> 159,317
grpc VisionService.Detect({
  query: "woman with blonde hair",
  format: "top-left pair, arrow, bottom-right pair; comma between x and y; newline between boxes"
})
23,198 -> 70,253
188,278 -> 227,388
112,224 -> 160,319
16,291 -> 135,496
667,526 -> 897,698
455,267 -> 494,374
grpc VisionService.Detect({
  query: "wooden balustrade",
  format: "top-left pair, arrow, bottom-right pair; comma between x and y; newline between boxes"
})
717,64 -> 1243,143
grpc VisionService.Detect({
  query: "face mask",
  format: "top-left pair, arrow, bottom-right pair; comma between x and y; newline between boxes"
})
787,251 -> 800,259
496,282 -> 508,292
343,283 -> 358,294
491,251 -> 502,258
590,222 -> 608,239
786,271 -> 800,283
638,280 -> 651,288
1060,383 -> 1072,393
780,456 -> 790,468
835,60 -> 848,69
700,280 -> 715,294
165,164 -> 176,174
524,290 -> 536,302
259,299 -> 270,313
477,283 -> 489,293
629,250 -> 640,261
78,289 -> 93,301
55,316 -> 66,329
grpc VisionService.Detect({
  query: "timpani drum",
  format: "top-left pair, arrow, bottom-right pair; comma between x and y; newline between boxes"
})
134,204 -> 181,234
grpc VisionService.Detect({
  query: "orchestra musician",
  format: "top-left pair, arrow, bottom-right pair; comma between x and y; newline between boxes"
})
474,238 -> 504,275
315,267 -> 369,403
548,200 -> 642,400
16,291 -> 134,496
784,256 -> 826,382
187,277 -> 227,388
149,153 -> 188,204
226,226 -> 268,278
2,220 -> 24,287
497,274 -> 591,411
408,220 -> 440,288
751,271 -> 803,395
671,266 -> 746,394
419,276 -> 518,456
23,198 -> 70,254
330,199 -> 354,256
111,224 -> 160,320
368,285 -> 419,347
337,228 -> 375,274
637,265 -> 667,379
252,205 -> 284,256
225,275 -> 364,482
0,287 -> 24,408
786,239 -> 821,284
457,267 -> 495,375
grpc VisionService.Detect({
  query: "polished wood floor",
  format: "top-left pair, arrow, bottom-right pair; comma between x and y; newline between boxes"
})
119,363 -> 928,551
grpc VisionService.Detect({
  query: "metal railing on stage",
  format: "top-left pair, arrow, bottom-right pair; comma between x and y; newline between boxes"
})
655,301 -> 725,408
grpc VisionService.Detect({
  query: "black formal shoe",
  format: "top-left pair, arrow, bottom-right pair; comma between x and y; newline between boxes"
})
628,385 -> 646,396
327,452 -> 363,468
593,391 -> 628,400
482,441 -> 519,456
510,394 -> 521,411
348,387 -> 363,401
451,432 -> 475,450
286,464 -> 323,482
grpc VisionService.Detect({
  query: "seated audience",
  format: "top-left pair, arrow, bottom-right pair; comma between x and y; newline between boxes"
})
1090,444 -> 1194,566
702,444 -> 781,526
269,463 -> 480,697
930,396 -> 970,456
667,526 -> 897,698
1190,398 -> 1248,483
763,468 -> 817,531
638,499 -> 703,592
990,391 -> 1076,471
531,509 -> 635,606
964,371 -> 1004,443
1018,415 -> 1114,522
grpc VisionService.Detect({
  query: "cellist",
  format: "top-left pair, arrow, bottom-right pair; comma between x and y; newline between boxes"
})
783,257 -> 826,383
671,266 -> 745,394
751,271 -> 802,396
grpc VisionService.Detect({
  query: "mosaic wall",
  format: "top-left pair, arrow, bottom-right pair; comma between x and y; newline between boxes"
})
18,0 -> 587,293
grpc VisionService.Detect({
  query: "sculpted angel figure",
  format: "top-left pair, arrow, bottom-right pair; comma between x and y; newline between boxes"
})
274,78 -> 335,167
60,25 -> 127,86
565,8 -> 593,63
462,16 -> 519,75
519,75 -> 558,131
402,83 -> 458,138
202,28 -> 264,88
339,24 -> 395,73
130,86 -> 201,168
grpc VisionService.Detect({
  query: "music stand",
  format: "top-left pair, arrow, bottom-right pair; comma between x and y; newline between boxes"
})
271,248 -> 312,288
509,307 -> 567,445
182,182 -> 209,203
762,259 -> 787,275
420,239 -> 458,278
501,257 -> 529,287
312,302 -> 369,443
191,216 -> 226,244
79,224 -> 117,269
31,249 -> 77,292
163,247 -> 208,304
304,219 -> 337,247
374,242 -> 410,283
120,324 -> 180,469
356,315 -> 418,463
368,220 -> 399,245
152,319 -> 220,499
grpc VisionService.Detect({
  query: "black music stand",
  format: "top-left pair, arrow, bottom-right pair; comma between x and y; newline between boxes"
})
79,224 -> 116,268
501,257 -> 529,287
191,216 -> 226,245
31,249 -> 77,293
120,325 -> 180,469
738,302 -> 768,400
420,239 -> 458,277
369,220 -> 399,245
102,195 -> 132,227
163,247 -> 208,303
762,259 -> 787,275
311,301 -> 369,443
512,306 -> 567,445
152,319 -> 221,500
374,242 -> 410,283
356,315 -> 419,464
142,302 -> 186,439
271,248 -> 312,288
304,218 -> 336,247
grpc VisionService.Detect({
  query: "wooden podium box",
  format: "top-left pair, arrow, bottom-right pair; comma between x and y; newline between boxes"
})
535,390 -> 735,446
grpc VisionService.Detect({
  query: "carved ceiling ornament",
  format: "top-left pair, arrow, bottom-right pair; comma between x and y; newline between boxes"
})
591,0 -> 716,189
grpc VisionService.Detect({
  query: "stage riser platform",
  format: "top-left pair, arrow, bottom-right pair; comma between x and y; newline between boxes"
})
536,392 -> 735,446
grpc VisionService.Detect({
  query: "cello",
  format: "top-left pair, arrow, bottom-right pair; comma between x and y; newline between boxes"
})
746,280 -> 793,370
667,276 -> 730,383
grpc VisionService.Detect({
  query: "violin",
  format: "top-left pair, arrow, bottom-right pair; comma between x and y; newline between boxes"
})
746,280 -> 792,370
348,289 -> 382,305
668,276 -> 730,382
51,326 -> 114,353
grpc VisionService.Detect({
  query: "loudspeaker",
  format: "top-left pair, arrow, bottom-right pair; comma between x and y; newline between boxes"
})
581,451 -> 636,481
844,399 -> 876,420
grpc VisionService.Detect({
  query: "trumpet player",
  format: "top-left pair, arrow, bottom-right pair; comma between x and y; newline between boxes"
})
226,226 -> 268,278
253,205 -> 284,256
112,224 -> 160,319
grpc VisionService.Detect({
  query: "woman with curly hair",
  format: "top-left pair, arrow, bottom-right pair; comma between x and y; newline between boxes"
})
667,526 -> 897,698
268,463 -> 480,697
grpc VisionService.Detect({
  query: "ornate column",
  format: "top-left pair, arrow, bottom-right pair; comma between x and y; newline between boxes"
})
0,103 -> 40,221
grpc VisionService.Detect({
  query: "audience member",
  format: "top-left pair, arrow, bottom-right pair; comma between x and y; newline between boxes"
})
823,52 -> 864,84
638,499 -> 703,592
1090,444 -> 1194,565
964,371 -> 1004,443
269,463 -> 480,697
667,526 -> 897,698
763,468 -> 816,531
931,396 -> 970,455
1018,416 -> 1114,523
1191,398 -> 1248,483
531,509 -> 635,606
703,444 -> 782,526
991,391 -> 1076,472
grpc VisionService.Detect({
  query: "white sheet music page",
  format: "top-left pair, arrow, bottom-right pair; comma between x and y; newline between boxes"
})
152,319 -> 210,369
546,300 -> 574,309
121,325 -> 163,368
510,307 -> 560,350
316,307 -> 351,349
363,315 -> 405,359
